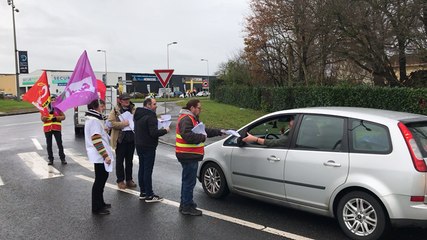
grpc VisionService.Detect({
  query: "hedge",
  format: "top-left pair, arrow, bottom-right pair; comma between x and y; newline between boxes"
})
211,85 -> 427,115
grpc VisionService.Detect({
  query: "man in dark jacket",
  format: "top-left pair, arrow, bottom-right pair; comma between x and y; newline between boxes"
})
134,98 -> 169,202
176,99 -> 223,216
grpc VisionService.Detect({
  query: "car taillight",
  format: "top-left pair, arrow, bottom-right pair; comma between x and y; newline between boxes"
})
410,196 -> 425,202
398,122 -> 427,172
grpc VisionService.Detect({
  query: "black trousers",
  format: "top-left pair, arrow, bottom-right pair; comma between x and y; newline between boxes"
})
115,141 -> 135,183
44,131 -> 65,161
92,163 -> 109,211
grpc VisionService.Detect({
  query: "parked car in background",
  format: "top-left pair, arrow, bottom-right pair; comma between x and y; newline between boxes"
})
196,91 -> 209,97
198,107 -> 427,240
173,90 -> 183,97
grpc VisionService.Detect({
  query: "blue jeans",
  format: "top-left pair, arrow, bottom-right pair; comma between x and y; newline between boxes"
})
180,161 -> 199,207
136,146 -> 156,196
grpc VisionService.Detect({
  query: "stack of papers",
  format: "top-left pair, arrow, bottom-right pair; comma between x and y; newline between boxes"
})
192,122 -> 207,136
118,111 -> 134,131
158,114 -> 172,130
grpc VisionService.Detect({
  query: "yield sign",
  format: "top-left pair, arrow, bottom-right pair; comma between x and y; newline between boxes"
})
154,69 -> 174,88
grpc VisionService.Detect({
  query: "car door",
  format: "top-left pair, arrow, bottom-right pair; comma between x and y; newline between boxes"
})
231,115 -> 295,200
284,114 -> 349,210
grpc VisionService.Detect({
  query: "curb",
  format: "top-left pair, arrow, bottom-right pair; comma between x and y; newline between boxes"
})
0,110 -> 39,117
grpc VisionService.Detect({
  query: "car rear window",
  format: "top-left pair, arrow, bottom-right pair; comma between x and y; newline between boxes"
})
405,121 -> 427,158
350,119 -> 392,154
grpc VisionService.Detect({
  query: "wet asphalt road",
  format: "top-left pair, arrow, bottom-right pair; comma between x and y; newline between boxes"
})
0,102 -> 426,240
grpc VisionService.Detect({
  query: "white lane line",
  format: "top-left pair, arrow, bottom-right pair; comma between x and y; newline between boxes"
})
5,121 -> 40,127
17,152 -> 63,179
0,176 -> 4,186
64,148 -> 94,172
75,175 -> 313,240
32,138 -> 43,150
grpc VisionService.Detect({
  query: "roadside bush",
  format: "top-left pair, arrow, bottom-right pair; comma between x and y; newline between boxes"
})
212,85 -> 427,115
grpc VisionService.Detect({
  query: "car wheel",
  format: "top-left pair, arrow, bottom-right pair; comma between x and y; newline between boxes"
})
337,191 -> 389,240
201,162 -> 229,199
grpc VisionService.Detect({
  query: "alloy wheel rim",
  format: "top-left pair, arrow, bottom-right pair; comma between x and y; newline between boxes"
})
342,197 -> 377,236
203,167 -> 221,194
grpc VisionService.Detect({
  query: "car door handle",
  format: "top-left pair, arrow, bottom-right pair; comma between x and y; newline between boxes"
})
323,160 -> 341,167
267,156 -> 281,162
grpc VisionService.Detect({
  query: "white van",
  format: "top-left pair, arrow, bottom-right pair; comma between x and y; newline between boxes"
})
73,87 -> 117,135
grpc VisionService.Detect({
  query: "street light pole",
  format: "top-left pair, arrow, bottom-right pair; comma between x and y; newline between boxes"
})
201,58 -> 209,93
8,0 -> 20,97
165,42 -> 177,114
97,49 -> 107,85
167,41 -> 177,69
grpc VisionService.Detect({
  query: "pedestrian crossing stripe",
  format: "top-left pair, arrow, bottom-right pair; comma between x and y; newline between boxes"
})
17,152 -> 64,179
64,148 -> 94,172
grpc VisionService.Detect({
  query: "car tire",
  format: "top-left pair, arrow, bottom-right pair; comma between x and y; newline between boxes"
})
75,127 -> 82,135
336,191 -> 389,240
201,162 -> 229,199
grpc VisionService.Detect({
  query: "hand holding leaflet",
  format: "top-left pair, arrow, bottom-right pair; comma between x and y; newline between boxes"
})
158,114 -> 172,129
223,129 -> 240,137
191,122 -> 207,136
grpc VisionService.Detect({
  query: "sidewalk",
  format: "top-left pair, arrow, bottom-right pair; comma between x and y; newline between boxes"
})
0,108 -> 38,117
155,101 -> 227,147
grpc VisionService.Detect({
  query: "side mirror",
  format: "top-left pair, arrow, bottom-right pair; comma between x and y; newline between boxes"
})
237,129 -> 248,147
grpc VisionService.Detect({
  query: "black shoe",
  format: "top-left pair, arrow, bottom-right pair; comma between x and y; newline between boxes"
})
47,160 -> 53,165
139,193 -> 146,200
145,195 -> 163,203
92,209 -> 110,215
103,203 -> 112,209
61,159 -> 67,165
181,206 -> 202,216
179,203 -> 197,212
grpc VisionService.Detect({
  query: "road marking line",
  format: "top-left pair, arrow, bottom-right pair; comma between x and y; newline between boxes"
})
17,152 -> 63,179
5,121 -> 40,127
64,148 -> 94,172
0,176 -> 4,186
75,174 -> 313,240
32,138 -> 43,150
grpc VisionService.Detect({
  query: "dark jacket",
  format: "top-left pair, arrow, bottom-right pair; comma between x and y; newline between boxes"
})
134,107 -> 167,149
176,109 -> 222,162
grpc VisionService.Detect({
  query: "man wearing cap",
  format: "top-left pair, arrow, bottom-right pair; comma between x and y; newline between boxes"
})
108,93 -> 137,189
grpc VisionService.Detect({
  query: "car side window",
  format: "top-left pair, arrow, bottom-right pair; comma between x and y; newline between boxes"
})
295,115 -> 345,151
244,115 -> 294,148
350,119 -> 391,154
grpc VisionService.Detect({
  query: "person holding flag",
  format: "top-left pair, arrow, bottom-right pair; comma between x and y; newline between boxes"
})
41,94 -> 67,165
23,71 -> 66,165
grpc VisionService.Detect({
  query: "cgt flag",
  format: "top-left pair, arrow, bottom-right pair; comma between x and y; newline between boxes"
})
22,71 -> 51,116
53,51 -> 99,112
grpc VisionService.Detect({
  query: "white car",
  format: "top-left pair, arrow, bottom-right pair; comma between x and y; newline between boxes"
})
196,91 -> 208,97
198,107 -> 427,240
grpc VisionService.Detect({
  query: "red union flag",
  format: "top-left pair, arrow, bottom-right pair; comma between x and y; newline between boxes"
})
22,71 -> 51,116
154,69 -> 174,88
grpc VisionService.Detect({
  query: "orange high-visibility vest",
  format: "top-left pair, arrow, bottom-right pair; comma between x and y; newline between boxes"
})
43,112 -> 62,132
175,114 -> 204,155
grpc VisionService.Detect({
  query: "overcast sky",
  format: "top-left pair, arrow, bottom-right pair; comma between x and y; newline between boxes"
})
0,0 -> 250,76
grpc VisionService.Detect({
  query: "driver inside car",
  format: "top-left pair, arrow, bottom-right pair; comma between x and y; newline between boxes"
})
242,116 -> 294,147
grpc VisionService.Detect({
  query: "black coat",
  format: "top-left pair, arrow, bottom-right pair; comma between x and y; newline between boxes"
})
134,107 -> 167,149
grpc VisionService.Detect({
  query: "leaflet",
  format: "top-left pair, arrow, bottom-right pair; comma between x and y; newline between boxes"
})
192,122 -> 207,136
118,111 -> 134,131
158,114 -> 172,129
224,129 -> 240,137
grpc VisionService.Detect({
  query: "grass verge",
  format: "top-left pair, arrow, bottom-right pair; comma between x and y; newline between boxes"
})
0,99 -> 36,113
176,99 -> 266,129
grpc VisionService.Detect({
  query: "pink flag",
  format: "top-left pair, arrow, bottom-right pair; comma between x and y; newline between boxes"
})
53,51 -> 99,112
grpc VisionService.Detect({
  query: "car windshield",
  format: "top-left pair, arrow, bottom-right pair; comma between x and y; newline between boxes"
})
406,121 -> 427,158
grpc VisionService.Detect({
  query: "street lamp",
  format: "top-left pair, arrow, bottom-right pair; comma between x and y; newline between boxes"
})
97,49 -> 107,84
8,0 -> 20,97
201,58 -> 209,92
167,41 -> 177,69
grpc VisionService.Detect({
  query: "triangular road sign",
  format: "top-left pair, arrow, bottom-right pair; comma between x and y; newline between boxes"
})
154,69 -> 174,88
